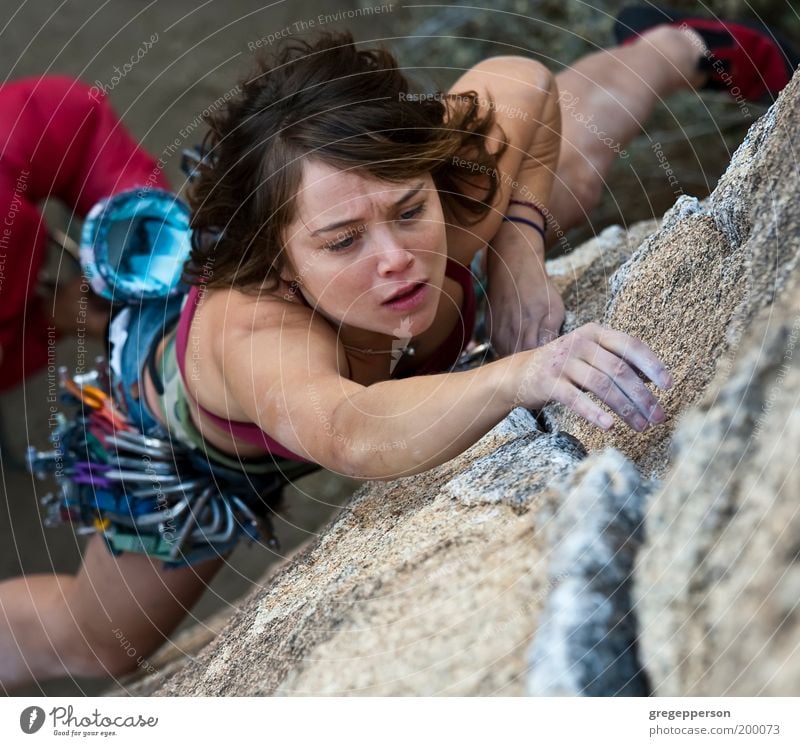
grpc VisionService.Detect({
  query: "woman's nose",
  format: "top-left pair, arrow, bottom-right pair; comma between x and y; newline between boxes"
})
376,234 -> 415,276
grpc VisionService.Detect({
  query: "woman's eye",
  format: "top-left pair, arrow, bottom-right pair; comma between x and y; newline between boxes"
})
322,205 -> 425,251
324,233 -> 357,252
399,204 -> 426,221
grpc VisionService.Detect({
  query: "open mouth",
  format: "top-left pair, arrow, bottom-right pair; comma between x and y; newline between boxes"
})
382,282 -> 427,308
385,283 -> 422,302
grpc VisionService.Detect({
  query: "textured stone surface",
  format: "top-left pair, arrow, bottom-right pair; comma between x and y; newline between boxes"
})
527,449 -> 653,696
546,219 -> 660,332
543,69 -> 800,480
145,409 -> 591,696
635,273 -> 800,696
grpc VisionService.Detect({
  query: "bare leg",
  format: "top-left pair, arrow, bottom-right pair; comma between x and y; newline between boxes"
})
0,534 -> 225,692
549,25 -> 709,240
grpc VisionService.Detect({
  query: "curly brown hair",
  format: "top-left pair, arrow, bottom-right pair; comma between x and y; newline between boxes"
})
185,28 -> 508,294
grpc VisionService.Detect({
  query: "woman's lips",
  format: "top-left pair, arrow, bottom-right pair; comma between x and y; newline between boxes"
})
381,282 -> 428,310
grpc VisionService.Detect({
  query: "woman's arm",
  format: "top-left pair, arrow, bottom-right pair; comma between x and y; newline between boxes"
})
332,356 -> 522,479
442,56 -> 560,267
224,300 -> 672,481
442,57 -> 565,355
485,204 -> 565,353
477,61 -> 565,354
333,323 -> 672,480
222,300 -> 524,479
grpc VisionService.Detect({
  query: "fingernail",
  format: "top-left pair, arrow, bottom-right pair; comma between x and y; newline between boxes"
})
633,415 -> 647,431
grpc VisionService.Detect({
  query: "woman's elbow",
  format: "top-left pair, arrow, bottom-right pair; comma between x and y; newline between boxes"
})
473,56 -> 555,105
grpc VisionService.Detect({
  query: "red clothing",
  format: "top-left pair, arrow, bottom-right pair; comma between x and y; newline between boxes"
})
0,75 -> 169,391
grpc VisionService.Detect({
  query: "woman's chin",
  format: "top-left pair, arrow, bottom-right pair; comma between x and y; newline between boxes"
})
345,308 -> 436,340
414,305 -> 439,334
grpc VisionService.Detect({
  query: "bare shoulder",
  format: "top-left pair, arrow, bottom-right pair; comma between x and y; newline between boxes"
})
200,283 -> 364,470
200,281 -> 350,377
441,57 -> 552,266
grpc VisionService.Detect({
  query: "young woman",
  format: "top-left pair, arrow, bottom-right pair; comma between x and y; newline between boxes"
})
2,10 -> 794,689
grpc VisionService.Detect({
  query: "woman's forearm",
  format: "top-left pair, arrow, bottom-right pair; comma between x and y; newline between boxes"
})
508,72 -> 562,213
444,58 -> 563,262
332,355 -> 525,480
489,73 -> 562,257
482,77 -> 565,354
332,318 -> 675,480
484,66 -> 562,219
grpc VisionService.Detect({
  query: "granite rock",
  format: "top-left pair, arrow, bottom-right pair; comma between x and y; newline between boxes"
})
635,272 -> 800,695
542,69 -> 800,480
144,410 -> 588,695
527,449 -> 653,696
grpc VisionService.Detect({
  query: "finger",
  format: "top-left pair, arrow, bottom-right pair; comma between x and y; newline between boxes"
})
591,326 -> 673,389
537,317 -> 561,347
578,345 -> 667,425
526,317 -> 541,351
566,359 -> 658,431
552,380 -> 614,431
491,329 -> 514,359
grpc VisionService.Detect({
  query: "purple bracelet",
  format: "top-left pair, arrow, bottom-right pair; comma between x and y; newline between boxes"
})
502,215 -> 546,242
508,198 -> 548,230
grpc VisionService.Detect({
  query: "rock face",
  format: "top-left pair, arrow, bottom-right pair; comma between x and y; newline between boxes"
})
635,273 -> 800,695
527,448 -> 653,696
545,83 -> 800,479
116,71 -> 800,696
143,411 -> 589,696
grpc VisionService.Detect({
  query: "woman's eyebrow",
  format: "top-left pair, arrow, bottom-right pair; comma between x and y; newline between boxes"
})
309,181 -> 425,236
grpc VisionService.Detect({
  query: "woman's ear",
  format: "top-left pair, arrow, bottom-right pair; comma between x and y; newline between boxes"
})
274,243 -> 296,284
278,257 -> 296,284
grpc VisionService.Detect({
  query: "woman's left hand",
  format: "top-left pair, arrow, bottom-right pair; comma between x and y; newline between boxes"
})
485,235 -> 566,357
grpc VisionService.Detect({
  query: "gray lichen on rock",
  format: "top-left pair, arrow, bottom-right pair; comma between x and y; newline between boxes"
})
527,449 -> 654,696
442,429 -> 586,512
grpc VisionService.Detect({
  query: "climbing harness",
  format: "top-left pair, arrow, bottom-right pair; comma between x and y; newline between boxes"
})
26,351 -> 319,568
27,161 -> 322,568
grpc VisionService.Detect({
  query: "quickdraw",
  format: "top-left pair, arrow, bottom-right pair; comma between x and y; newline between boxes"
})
26,360 -> 298,569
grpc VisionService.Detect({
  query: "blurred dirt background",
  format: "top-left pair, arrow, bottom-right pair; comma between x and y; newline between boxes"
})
0,0 -> 796,696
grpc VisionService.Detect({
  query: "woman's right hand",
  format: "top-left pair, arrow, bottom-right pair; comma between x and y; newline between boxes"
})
511,322 -> 673,431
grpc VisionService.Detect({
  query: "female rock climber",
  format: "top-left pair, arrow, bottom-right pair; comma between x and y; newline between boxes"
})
1,7 -> 796,690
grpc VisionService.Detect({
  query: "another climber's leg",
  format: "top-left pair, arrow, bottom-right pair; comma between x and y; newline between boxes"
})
0,534 -> 225,692
548,24 -> 708,241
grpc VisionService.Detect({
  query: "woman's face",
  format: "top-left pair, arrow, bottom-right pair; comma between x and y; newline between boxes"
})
280,160 -> 447,341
